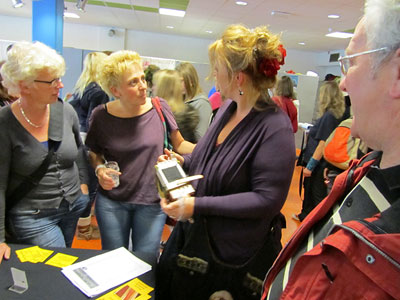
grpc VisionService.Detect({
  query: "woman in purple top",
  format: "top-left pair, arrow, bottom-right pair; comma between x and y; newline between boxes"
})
156,25 -> 296,300
85,51 -> 194,258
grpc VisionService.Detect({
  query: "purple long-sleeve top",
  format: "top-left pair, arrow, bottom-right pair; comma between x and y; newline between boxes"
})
184,99 -> 296,263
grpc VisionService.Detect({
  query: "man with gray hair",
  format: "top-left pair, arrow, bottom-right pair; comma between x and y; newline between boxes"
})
262,0 -> 400,298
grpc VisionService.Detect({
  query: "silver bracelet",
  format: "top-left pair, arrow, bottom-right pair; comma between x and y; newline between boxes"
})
95,164 -> 106,177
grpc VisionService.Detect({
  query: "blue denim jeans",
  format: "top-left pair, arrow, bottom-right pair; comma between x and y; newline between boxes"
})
7,194 -> 89,247
95,192 -> 167,257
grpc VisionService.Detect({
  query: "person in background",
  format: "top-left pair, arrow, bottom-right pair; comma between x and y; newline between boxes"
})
156,24 -> 295,300
294,81 -> 348,221
0,41 -> 89,264
70,51 -> 110,137
263,0 -> 400,297
153,69 -> 199,143
176,62 -> 212,141
0,61 -> 17,107
144,64 -> 160,97
324,73 -> 338,81
85,51 -> 194,258
272,75 -> 298,133
69,51 -> 110,241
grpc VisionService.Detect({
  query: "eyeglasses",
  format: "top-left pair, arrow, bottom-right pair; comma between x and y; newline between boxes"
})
34,78 -> 62,87
338,47 -> 388,75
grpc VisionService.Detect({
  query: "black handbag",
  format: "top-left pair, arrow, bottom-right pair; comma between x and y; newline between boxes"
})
156,214 -> 285,300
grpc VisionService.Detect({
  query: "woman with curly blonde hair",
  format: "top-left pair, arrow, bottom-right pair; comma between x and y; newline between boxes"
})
294,80 -> 348,222
85,50 -> 194,257
156,24 -> 295,300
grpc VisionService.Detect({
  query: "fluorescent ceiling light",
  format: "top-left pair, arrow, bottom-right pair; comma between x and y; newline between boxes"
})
326,32 -> 354,39
298,42 -> 305,45
166,25 -> 174,29
159,8 -> 185,17
235,1 -> 248,5
12,0 -> 24,8
206,30 -> 213,34
64,12 -> 80,19
328,14 -> 340,19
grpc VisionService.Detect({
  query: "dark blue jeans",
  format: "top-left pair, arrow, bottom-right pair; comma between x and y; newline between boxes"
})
7,194 -> 89,247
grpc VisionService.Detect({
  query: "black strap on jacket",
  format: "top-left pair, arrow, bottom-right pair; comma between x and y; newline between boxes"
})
6,140 -> 58,211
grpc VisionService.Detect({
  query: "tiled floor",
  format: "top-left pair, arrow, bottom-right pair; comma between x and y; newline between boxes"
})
72,164 -> 303,250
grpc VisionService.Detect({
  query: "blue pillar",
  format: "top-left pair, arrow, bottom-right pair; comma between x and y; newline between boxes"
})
32,0 -> 64,54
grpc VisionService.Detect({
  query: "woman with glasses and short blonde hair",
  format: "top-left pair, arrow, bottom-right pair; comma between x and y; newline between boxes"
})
0,41 -> 90,264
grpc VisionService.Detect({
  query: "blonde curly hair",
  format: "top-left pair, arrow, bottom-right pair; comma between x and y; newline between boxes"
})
0,41 -> 65,97
208,24 -> 284,110
97,50 -> 142,97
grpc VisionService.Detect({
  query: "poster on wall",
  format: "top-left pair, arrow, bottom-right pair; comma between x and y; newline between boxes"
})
142,56 -> 176,70
286,74 -> 299,87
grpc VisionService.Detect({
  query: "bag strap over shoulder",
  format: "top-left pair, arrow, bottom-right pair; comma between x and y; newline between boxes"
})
6,141 -> 58,211
152,97 -> 173,150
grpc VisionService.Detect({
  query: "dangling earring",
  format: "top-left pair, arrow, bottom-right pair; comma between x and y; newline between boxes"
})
239,90 -> 244,96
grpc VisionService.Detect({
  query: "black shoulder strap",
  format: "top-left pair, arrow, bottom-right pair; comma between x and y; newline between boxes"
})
6,141 -> 57,210
344,150 -> 381,194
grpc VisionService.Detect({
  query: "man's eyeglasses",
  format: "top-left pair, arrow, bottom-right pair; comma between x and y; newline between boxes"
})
338,47 -> 387,75
34,78 -> 62,87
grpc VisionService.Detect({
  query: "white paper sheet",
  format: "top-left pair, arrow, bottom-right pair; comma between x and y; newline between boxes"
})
61,247 -> 152,298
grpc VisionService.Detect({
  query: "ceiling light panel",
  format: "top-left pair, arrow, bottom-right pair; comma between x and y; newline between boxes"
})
159,8 -> 185,17
326,32 -> 354,38
12,0 -> 24,8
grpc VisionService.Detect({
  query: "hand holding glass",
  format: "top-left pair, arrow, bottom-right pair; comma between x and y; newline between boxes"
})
105,161 -> 120,187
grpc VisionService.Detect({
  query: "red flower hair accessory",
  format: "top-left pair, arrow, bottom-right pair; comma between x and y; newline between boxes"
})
258,44 -> 287,77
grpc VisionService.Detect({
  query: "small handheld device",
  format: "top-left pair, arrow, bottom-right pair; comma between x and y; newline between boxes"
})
155,159 -> 203,201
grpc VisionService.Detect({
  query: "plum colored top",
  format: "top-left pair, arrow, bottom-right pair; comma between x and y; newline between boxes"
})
183,99 -> 296,263
85,98 -> 178,205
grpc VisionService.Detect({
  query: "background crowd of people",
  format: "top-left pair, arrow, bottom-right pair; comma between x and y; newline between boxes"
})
0,0 -> 399,298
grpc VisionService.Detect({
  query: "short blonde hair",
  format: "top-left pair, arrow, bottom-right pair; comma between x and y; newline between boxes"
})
175,62 -> 203,101
0,41 -> 65,97
318,81 -> 345,119
153,69 -> 185,113
209,24 -> 283,110
97,50 -> 142,97
74,51 -> 108,98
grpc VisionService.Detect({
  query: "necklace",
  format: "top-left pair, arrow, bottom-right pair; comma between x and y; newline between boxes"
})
18,99 -> 48,128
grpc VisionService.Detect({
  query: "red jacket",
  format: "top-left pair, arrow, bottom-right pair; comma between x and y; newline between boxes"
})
262,153 -> 400,299
272,96 -> 298,133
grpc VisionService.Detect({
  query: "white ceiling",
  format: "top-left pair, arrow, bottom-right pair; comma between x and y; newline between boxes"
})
0,0 -> 364,52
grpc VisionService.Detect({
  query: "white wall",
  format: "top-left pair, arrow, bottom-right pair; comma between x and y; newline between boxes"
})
64,23 -> 125,52
0,15 -> 31,43
126,30 -> 212,64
